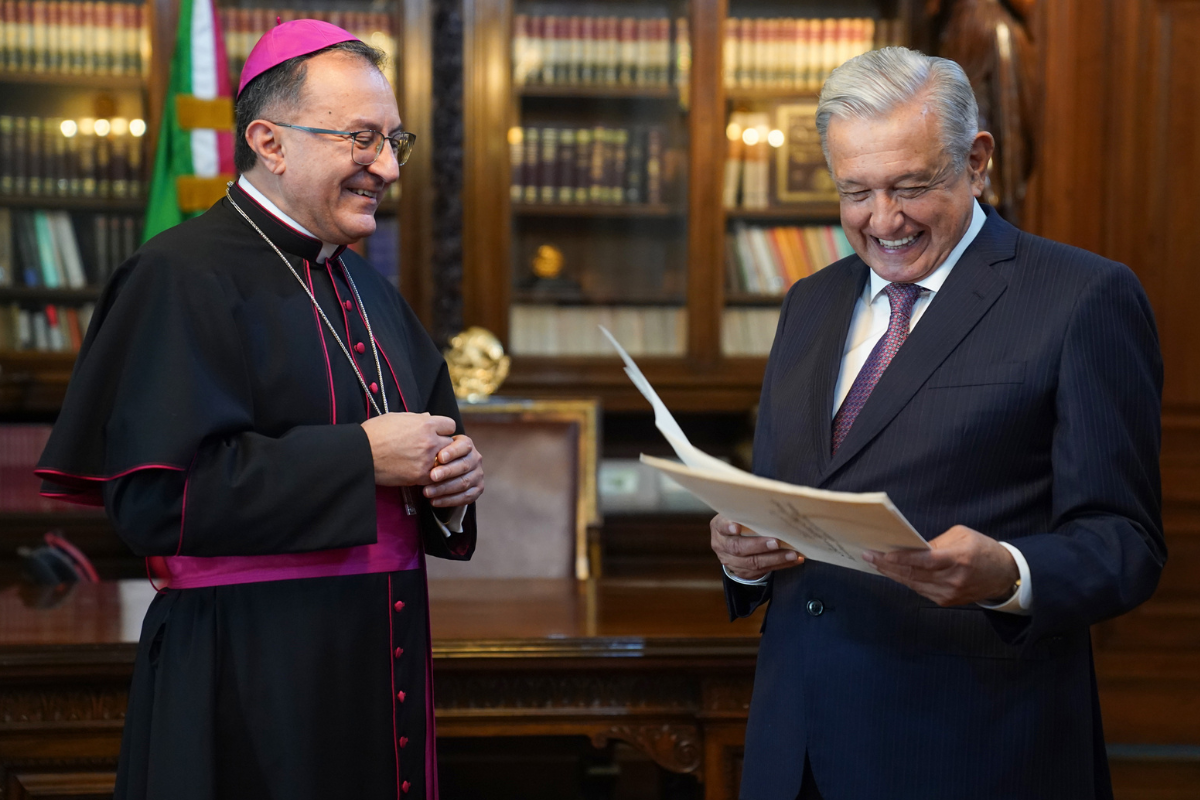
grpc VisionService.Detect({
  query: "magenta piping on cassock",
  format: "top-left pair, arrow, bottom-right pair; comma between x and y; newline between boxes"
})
305,259 -> 338,424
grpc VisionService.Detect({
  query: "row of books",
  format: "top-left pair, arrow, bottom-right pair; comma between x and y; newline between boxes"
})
510,126 -> 665,207
219,9 -> 397,88
0,115 -> 144,199
724,17 -> 898,91
0,0 -> 146,77
0,300 -> 93,351
0,207 -> 141,287
510,304 -> 685,356
724,111 -> 772,209
722,307 -> 779,356
727,223 -> 855,295
512,15 -> 684,89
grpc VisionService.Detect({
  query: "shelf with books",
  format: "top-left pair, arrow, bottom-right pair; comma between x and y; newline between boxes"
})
514,202 -> 683,219
726,203 -> 840,220
0,286 -> 101,303
517,85 -> 677,100
455,0 -> 926,410
0,196 -> 145,212
0,72 -> 146,90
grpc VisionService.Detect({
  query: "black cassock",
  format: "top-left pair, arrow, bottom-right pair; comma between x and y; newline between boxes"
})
36,181 -> 476,800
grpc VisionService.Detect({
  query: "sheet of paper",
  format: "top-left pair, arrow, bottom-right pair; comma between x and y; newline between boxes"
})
600,326 -> 740,476
642,456 -> 928,573
600,325 -> 928,573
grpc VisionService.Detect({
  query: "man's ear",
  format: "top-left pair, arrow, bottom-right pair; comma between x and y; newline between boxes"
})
967,131 -> 995,198
245,120 -> 286,175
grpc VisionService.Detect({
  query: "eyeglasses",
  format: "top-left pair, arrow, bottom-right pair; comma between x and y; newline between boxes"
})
272,123 -> 416,166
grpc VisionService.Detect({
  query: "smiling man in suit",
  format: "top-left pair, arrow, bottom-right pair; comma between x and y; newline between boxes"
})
711,47 -> 1165,800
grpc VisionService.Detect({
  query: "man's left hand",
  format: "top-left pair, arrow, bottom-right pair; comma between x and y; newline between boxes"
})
422,434 -> 484,508
863,525 -> 1019,607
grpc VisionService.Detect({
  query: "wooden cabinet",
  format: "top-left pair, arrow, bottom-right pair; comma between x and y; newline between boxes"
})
456,0 -> 922,412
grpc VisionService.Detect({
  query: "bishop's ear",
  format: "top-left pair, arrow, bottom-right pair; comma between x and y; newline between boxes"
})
245,120 -> 287,175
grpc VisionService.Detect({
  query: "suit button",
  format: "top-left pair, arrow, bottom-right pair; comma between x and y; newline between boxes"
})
807,599 -> 824,617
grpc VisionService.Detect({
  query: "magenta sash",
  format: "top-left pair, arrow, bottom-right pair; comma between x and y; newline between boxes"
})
153,487 -> 421,589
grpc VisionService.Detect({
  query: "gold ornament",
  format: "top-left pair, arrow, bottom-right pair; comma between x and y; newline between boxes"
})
531,244 -> 564,279
444,326 -> 512,402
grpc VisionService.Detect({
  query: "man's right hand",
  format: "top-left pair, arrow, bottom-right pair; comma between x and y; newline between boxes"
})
710,514 -> 803,581
361,413 -> 456,486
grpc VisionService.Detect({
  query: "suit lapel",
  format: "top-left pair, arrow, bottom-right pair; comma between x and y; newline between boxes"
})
818,209 -> 1016,485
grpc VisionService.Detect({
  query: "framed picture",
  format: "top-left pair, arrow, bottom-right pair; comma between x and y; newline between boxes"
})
775,101 -> 839,203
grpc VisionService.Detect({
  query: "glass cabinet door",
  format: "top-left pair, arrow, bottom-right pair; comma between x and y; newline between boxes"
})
720,0 -> 906,357
507,0 -> 692,357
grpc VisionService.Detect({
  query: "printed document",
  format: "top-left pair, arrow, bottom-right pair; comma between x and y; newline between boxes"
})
600,327 -> 929,574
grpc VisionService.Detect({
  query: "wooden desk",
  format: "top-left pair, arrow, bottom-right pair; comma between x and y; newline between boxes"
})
0,579 -> 763,800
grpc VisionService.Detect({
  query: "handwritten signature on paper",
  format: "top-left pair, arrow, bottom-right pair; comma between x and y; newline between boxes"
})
765,497 -> 856,561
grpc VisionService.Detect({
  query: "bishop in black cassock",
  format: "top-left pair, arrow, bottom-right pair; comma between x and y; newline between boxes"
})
35,21 -> 480,800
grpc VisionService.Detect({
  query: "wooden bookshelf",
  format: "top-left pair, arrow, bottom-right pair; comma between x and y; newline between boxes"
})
726,203 -> 841,221
0,287 -> 103,303
453,0 -> 918,410
517,85 -> 676,100
725,87 -> 820,101
0,72 -> 146,90
0,196 -> 146,212
514,203 -> 683,219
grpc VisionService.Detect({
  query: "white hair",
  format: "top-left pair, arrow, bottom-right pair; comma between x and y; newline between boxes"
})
816,47 -> 979,173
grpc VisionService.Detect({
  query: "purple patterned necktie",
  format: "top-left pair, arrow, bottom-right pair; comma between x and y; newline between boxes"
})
832,282 -> 923,454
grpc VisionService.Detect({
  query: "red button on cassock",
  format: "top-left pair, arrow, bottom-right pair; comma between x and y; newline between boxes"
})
355,342 -> 365,353
399,736 -> 409,748
343,300 -> 353,310
394,601 -> 405,612
394,647 -> 404,658
369,382 -> 379,394
397,691 -> 406,702
401,781 -> 411,793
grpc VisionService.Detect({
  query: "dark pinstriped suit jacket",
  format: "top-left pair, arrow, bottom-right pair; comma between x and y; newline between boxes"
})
727,206 -> 1165,800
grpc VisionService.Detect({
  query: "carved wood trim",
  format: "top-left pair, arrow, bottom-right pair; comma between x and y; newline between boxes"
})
591,724 -> 703,775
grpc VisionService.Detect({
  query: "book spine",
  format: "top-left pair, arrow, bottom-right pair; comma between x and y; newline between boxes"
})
0,115 -> 11,195
0,206 -> 11,286
556,128 -> 575,204
539,14 -> 556,84
511,14 -> 528,84
25,114 -> 40,195
92,212 -> 107,282
573,128 -> 590,203
625,127 -> 644,204
126,126 -> 142,197
611,128 -> 627,205
722,17 -> 737,88
521,127 -> 538,203
645,127 -> 662,205
567,15 -> 582,84
508,126 -> 523,201
588,126 -> 605,203
538,127 -> 557,203
580,15 -> 596,84
94,127 -> 110,197
618,17 -> 635,85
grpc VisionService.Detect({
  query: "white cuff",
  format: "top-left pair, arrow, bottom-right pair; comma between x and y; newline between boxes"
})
433,505 -> 468,538
723,564 -> 770,586
977,541 -> 1033,615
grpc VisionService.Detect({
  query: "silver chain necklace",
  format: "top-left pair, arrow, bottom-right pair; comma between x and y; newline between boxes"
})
226,187 -> 388,417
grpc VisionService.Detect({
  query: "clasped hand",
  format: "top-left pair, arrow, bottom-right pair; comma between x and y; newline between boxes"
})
711,516 -> 1018,606
361,412 -> 484,508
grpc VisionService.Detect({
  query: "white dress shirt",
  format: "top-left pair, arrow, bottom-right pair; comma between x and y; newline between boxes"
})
238,177 -> 467,536
726,201 -> 1032,615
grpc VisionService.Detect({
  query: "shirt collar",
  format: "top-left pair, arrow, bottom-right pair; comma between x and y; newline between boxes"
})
236,175 -> 342,264
867,199 -> 988,301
